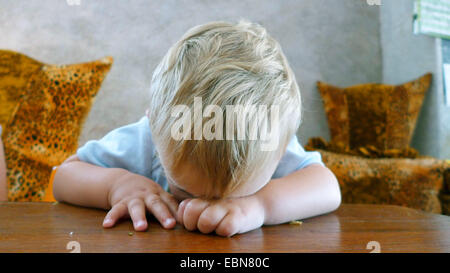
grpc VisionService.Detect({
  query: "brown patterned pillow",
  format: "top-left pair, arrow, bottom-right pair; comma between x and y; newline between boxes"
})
442,167 -> 450,215
445,166 -> 450,193
317,73 -> 432,153
440,193 -> 450,216
307,136 -> 420,159
310,148 -> 448,214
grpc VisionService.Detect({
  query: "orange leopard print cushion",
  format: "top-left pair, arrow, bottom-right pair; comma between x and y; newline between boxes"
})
0,51 -> 42,129
317,74 -> 432,154
0,50 -> 113,201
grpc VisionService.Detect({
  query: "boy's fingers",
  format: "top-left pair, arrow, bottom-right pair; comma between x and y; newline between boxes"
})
197,204 -> 228,234
216,213 -> 239,237
176,198 -> 191,225
160,192 -> 179,219
145,195 -> 176,229
183,199 -> 210,231
128,198 -> 148,231
103,203 -> 128,228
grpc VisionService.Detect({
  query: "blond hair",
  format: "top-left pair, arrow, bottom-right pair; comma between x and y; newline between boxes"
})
148,19 -> 301,199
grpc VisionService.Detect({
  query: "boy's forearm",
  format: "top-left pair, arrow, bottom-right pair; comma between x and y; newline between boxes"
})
53,158 -> 130,210
257,164 -> 341,225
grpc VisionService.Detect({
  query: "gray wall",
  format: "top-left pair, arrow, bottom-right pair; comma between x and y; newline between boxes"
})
380,0 -> 450,159
0,0 -> 382,147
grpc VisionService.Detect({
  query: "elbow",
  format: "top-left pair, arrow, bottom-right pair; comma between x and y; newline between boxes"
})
311,164 -> 341,213
329,185 -> 342,212
52,165 -> 64,202
52,163 -> 69,202
325,167 -> 341,212
52,154 -> 79,202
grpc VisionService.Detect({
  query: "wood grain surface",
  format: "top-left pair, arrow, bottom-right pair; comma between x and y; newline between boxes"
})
0,202 -> 449,253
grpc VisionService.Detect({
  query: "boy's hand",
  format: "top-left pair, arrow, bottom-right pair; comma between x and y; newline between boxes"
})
103,172 -> 179,231
176,195 -> 265,237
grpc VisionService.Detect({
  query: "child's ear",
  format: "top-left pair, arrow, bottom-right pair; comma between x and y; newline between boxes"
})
145,109 -> 150,117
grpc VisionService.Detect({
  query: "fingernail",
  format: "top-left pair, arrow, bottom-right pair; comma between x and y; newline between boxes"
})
180,199 -> 190,209
136,220 -> 146,228
103,218 -> 112,225
164,218 -> 174,227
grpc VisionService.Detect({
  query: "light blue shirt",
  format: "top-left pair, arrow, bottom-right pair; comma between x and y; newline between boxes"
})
77,116 -> 323,191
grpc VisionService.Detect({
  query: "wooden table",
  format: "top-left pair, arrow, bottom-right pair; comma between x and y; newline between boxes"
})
0,202 -> 449,253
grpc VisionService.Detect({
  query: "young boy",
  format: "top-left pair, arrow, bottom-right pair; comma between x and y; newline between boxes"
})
53,20 -> 341,237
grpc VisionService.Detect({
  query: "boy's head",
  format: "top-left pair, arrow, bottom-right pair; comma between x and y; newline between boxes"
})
147,20 -> 301,200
